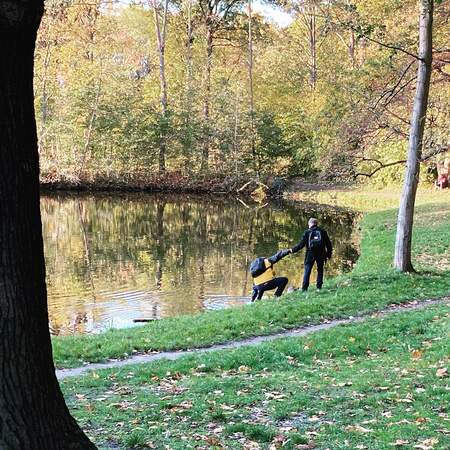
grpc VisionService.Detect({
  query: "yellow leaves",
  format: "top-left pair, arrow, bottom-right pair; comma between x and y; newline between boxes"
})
413,438 -> 439,450
238,365 -> 250,373
436,367 -> 448,378
411,349 -> 423,359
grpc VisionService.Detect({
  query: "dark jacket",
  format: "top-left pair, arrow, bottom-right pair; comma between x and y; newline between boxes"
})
267,249 -> 291,265
291,226 -> 332,263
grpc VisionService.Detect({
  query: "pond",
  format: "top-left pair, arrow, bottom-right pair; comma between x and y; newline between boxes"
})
41,193 -> 359,335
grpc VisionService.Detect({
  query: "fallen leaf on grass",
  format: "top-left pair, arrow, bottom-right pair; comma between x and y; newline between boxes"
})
436,368 -> 448,378
220,404 -> 235,411
390,440 -> 410,446
268,434 -> 287,449
337,382 -> 353,387
308,416 -> 321,423
414,438 -> 438,450
264,391 -> 286,400
204,436 -> 225,448
415,417 -> 428,424
345,425 -> 373,434
243,441 -> 261,449
411,350 -> 423,360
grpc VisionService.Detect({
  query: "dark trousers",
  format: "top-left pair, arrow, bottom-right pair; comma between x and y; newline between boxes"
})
252,277 -> 288,302
302,258 -> 325,291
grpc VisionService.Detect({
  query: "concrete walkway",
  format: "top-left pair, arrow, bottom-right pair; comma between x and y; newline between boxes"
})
56,297 -> 449,380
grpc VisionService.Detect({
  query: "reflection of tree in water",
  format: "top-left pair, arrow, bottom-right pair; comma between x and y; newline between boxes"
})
41,193 -> 359,334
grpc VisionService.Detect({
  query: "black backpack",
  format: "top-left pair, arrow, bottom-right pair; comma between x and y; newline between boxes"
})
249,257 -> 268,277
308,229 -> 323,250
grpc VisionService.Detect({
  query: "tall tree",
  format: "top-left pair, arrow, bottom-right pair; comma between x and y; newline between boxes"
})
394,0 -> 434,272
0,2 -> 96,447
198,0 -> 243,171
151,0 -> 170,173
247,0 -> 258,175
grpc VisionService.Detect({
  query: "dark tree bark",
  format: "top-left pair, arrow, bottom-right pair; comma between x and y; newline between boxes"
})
394,0 -> 434,272
0,2 -> 96,448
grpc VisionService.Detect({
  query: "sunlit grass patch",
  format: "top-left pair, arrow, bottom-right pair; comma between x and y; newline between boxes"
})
62,304 -> 450,449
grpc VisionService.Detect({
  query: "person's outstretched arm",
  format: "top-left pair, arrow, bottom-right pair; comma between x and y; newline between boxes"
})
267,249 -> 291,265
290,231 -> 308,254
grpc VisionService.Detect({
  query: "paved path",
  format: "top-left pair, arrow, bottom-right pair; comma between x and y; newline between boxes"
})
56,297 -> 449,380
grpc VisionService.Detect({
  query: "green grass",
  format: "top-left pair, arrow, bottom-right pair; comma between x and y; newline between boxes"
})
52,194 -> 450,369
61,303 -> 450,449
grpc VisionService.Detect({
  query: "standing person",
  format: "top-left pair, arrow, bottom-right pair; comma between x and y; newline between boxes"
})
250,249 -> 290,301
290,218 -> 332,291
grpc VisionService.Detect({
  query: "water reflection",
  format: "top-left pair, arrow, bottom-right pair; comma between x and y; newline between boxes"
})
41,193 -> 359,335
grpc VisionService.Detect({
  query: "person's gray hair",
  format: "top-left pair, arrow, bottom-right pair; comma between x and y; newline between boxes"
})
308,217 -> 318,228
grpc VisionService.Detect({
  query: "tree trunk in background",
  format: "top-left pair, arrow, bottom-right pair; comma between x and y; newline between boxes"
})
394,0 -> 433,272
182,0 -> 194,165
299,0 -> 318,90
248,0 -> 258,176
201,24 -> 213,172
152,0 -> 169,173
308,5 -> 317,89
0,2 -> 96,448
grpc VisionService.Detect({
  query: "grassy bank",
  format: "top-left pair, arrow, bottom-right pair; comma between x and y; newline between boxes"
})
61,303 -> 450,449
52,190 -> 450,369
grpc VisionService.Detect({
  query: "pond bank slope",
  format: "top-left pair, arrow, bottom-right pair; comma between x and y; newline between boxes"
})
52,190 -> 450,369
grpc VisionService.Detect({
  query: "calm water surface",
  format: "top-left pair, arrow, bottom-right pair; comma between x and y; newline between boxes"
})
41,193 -> 359,335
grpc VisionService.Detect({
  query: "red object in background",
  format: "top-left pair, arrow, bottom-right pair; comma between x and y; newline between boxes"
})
438,174 -> 448,188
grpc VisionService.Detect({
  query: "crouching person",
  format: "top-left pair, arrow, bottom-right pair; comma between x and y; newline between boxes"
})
250,249 -> 290,302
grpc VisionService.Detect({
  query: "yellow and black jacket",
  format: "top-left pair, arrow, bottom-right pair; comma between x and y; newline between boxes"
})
251,249 -> 290,286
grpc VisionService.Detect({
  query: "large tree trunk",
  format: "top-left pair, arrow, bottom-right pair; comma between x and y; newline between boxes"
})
394,0 -> 433,272
0,2 -> 96,448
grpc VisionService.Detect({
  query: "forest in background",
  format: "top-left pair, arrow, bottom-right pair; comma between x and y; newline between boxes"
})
35,0 -> 450,188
